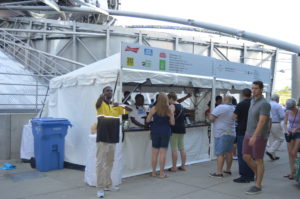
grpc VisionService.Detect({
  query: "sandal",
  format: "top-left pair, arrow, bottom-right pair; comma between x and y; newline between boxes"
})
178,166 -> 186,171
168,168 -> 176,172
283,174 -> 294,180
150,172 -> 157,177
158,174 -> 168,178
223,171 -> 232,175
283,174 -> 290,178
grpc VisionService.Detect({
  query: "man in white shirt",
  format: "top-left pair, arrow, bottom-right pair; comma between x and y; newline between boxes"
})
128,94 -> 147,129
266,94 -> 285,160
209,95 -> 236,178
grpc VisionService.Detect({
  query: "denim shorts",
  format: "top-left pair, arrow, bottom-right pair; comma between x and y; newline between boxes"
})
151,134 -> 170,149
214,135 -> 235,155
285,132 -> 300,142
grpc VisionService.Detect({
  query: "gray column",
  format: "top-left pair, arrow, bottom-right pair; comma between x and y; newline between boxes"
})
0,114 -> 11,159
174,36 -> 179,51
106,27 -> 110,57
209,42 -> 214,57
269,50 -> 278,95
292,55 -> 300,99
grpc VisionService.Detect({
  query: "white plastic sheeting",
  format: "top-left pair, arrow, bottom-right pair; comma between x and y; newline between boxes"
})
20,124 -> 34,160
0,49 -> 47,110
84,126 -> 209,186
122,127 -> 209,178
84,134 -> 123,187
49,53 -> 251,166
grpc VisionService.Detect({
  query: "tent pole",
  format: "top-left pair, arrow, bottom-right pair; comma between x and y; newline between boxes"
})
210,76 -> 216,160
118,69 -> 123,104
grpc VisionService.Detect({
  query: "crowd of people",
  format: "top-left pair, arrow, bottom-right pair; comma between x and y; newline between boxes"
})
93,80 -> 300,197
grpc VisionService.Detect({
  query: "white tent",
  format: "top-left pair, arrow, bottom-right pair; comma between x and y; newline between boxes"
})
49,53 -> 252,166
47,39 -> 273,184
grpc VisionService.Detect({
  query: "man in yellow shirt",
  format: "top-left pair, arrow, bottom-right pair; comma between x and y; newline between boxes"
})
95,86 -> 130,198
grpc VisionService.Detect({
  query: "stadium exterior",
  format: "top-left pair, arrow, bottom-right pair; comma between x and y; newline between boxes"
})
0,1 -> 298,160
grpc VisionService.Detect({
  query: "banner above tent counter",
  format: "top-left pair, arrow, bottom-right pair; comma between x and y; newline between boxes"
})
121,42 -> 271,85
214,59 -> 271,85
121,42 -> 213,77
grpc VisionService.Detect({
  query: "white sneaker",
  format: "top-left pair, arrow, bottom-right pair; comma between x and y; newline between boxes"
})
104,186 -> 120,191
97,189 -> 105,198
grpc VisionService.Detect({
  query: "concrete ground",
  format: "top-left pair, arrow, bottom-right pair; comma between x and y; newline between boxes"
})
1,150 -> 299,199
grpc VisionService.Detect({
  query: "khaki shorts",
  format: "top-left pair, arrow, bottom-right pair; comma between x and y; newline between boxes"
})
170,133 -> 185,152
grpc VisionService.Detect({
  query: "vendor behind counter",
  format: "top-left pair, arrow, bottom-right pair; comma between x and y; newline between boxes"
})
124,92 -> 208,131
128,94 -> 148,129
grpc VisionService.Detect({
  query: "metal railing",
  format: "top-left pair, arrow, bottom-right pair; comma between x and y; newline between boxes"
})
0,29 -> 86,82
0,30 -> 87,111
0,72 -> 50,112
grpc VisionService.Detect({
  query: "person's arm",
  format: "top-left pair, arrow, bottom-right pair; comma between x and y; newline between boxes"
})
249,102 -> 271,146
232,103 -> 241,120
249,114 -> 269,146
124,105 -> 132,112
232,113 -> 238,120
292,126 -> 300,133
112,103 -> 132,112
95,94 -> 104,109
130,117 -> 147,128
168,107 -> 175,126
255,115 -> 269,136
205,109 -> 210,117
169,104 -> 175,114
146,107 -> 155,123
284,111 -> 289,133
209,114 -> 217,121
209,106 -> 221,122
269,116 -> 272,131
279,106 -> 285,121
291,111 -> 300,132
177,93 -> 192,103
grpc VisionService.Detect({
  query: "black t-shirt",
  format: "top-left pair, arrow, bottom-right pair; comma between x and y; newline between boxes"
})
97,117 -> 120,143
234,98 -> 251,136
171,104 -> 186,134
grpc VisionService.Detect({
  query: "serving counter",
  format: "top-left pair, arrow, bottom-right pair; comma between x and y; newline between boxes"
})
122,124 -> 210,177
84,124 -> 210,186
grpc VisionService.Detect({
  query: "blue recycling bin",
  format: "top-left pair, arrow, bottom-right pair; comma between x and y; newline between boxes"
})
31,117 -> 72,172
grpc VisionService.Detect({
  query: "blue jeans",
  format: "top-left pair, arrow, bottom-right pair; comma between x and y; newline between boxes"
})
237,135 -> 254,180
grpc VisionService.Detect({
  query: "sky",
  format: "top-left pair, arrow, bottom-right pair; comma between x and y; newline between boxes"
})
116,0 -> 300,45
113,0 -> 299,90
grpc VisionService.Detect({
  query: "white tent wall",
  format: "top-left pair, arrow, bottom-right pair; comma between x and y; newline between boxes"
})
49,83 -> 118,165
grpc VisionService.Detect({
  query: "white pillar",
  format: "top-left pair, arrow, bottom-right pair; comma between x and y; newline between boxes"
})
292,54 -> 300,99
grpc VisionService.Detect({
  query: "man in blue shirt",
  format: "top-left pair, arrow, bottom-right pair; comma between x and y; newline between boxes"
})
266,94 -> 284,160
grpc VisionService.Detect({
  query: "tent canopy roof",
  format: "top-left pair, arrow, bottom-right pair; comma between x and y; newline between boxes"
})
50,53 -> 251,91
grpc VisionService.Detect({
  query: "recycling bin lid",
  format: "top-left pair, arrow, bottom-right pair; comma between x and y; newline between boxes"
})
31,117 -> 72,126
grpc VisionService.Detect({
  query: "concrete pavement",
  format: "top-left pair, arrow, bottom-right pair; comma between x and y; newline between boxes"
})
1,150 -> 299,199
